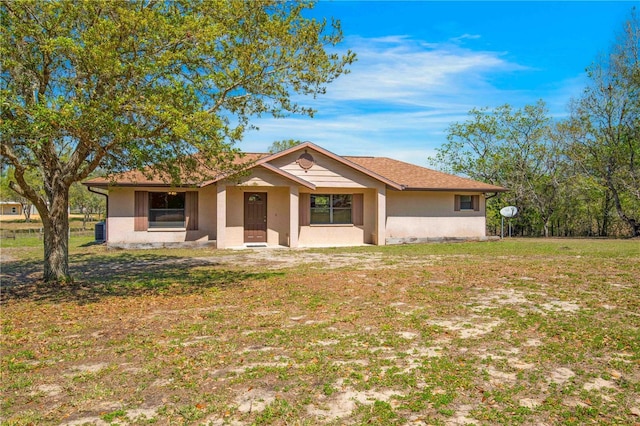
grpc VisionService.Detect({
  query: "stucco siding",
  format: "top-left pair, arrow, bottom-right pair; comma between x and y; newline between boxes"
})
385,191 -> 486,239
224,186 -> 291,247
297,187 -> 379,246
298,225 -> 366,247
107,186 -> 217,245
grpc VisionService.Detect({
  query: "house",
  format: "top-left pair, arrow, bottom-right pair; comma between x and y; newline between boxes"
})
83,142 -> 506,248
0,201 -> 23,216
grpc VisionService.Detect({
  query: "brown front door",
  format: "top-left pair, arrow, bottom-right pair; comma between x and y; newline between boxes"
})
244,192 -> 267,243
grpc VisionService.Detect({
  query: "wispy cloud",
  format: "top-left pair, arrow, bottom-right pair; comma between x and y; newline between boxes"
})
323,35 -> 526,106
240,34 -> 573,166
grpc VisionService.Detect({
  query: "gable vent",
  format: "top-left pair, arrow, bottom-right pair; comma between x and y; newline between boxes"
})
297,152 -> 315,171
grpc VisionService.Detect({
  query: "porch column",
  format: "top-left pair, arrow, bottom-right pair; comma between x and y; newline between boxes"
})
376,186 -> 386,245
289,186 -> 299,248
216,184 -> 226,249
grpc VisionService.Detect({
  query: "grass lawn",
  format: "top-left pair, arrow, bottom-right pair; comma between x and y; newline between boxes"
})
1,237 -> 639,425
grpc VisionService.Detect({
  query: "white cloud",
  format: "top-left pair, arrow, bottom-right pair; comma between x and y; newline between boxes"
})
239,34 -> 573,163
321,35 -> 526,106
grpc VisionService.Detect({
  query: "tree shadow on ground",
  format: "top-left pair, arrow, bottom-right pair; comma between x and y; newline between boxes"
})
1,252 -> 283,304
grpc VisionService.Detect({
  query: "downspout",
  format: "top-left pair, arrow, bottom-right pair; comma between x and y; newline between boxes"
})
87,186 -> 109,242
484,192 -> 499,200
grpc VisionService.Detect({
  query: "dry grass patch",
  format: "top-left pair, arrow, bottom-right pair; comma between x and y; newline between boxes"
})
1,238 -> 639,425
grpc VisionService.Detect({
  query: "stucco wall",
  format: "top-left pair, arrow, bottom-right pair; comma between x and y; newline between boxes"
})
107,186 -> 217,244
224,186 -> 291,247
385,191 -> 486,239
0,203 -> 22,215
225,158 -> 384,247
297,187 -> 378,247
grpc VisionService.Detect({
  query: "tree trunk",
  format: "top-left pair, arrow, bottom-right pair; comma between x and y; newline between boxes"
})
21,201 -> 32,222
600,190 -> 611,237
41,188 -> 70,283
608,177 -> 640,237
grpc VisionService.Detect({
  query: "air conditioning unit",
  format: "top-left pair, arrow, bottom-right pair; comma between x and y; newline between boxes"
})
95,222 -> 106,242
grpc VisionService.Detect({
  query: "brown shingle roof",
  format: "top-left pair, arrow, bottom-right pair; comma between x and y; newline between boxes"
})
83,153 -> 268,187
83,143 -> 505,192
344,156 -> 506,192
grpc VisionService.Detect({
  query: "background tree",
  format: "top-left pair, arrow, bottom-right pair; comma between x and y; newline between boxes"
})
0,166 -> 42,222
565,11 -> 640,236
268,139 -> 302,153
431,101 -> 568,237
69,182 -> 105,229
0,0 -> 355,282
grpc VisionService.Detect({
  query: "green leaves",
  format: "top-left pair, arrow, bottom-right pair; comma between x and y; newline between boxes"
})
2,0 -> 354,184
1,0 -> 354,282
433,10 -> 639,238
567,10 -> 640,236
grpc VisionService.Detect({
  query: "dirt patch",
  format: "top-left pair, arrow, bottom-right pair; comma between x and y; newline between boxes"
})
2,239 -> 639,425
549,367 -> 576,385
428,317 -> 502,339
307,387 -> 401,420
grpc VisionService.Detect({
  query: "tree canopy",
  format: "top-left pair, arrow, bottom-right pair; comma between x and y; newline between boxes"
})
268,139 -> 302,153
0,0 -> 355,282
432,10 -> 640,237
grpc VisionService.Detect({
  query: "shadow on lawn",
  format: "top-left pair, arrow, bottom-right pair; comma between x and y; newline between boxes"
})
1,252 -> 283,304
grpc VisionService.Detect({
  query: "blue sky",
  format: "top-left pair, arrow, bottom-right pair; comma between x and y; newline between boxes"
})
239,1 -> 637,166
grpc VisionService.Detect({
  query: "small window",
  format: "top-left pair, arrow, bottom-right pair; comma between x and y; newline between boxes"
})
455,194 -> 480,212
310,194 -> 352,224
149,192 -> 185,228
460,195 -> 473,210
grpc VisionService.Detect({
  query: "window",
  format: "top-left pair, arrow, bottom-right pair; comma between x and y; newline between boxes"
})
454,194 -> 480,212
460,195 -> 473,210
135,191 -> 197,231
149,192 -> 186,228
310,194 -> 352,224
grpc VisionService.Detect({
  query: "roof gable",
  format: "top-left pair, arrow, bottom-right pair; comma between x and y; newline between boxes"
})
255,142 -> 403,190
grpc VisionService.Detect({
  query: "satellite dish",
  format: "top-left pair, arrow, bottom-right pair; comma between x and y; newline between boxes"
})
500,206 -> 518,218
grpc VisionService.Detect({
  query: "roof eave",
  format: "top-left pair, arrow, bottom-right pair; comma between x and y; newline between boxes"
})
258,163 -> 317,190
82,182 -> 197,188
400,186 -> 508,192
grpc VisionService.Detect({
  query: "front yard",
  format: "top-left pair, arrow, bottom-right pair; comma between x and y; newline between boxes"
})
1,238 -> 639,425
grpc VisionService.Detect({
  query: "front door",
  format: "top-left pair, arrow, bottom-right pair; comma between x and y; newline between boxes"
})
244,192 -> 267,243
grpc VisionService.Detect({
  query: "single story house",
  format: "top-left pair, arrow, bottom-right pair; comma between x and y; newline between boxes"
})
83,142 -> 506,248
0,201 -> 23,216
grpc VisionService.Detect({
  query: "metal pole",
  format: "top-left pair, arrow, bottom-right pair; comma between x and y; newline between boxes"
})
501,216 -> 504,239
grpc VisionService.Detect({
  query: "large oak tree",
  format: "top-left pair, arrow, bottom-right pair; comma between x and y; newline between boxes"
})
0,0 -> 354,282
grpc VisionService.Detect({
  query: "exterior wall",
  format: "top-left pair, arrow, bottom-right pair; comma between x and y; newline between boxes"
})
270,151 -> 378,188
224,185 -> 290,247
224,157 -> 385,247
0,203 -> 22,216
107,186 -> 217,245
385,191 -> 486,240
237,167 -> 300,188
103,147 -> 491,248
297,187 -> 379,247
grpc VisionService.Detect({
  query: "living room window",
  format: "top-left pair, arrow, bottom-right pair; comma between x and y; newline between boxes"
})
149,192 -> 186,228
310,194 -> 352,224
